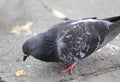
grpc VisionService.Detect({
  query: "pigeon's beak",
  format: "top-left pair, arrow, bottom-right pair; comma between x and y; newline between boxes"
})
23,55 -> 28,61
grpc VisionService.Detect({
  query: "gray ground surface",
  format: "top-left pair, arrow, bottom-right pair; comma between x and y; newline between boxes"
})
0,0 -> 120,82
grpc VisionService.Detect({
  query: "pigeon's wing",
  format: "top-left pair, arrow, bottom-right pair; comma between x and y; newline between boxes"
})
56,19 -> 112,62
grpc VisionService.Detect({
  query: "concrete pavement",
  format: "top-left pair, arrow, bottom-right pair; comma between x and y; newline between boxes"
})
0,0 -> 120,82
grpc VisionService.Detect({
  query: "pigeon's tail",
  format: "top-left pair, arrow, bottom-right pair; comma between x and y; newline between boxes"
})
103,16 -> 120,22
104,16 -> 120,33
100,16 -> 120,48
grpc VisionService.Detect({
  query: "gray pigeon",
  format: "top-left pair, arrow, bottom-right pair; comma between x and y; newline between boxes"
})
22,16 -> 120,74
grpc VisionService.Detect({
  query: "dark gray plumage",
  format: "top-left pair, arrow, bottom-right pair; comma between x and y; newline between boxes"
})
22,16 -> 120,72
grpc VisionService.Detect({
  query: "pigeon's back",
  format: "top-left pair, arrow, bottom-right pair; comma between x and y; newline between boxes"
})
47,17 -> 120,62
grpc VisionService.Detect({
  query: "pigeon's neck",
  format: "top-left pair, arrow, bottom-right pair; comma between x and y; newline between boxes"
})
39,38 -> 59,62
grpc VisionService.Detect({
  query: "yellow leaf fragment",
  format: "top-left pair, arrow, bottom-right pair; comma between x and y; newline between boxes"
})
52,9 -> 67,19
10,22 -> 33,35
20,22 -> 33,31
10,25 -> 21,35
115,36 -> 119,40
43,3 -> 52,11
43,3 -> 68,20
71,80 -> 76,82
15,70 -> 26,77
96,49 -> 102,53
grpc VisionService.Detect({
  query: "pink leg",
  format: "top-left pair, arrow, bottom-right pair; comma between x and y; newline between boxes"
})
62,62 -> 76,74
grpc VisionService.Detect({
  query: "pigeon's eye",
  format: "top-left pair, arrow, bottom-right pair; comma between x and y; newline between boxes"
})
29,49 -> 32,53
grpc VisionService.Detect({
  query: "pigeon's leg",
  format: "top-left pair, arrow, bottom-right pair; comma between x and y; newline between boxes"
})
62,62 -> 76,74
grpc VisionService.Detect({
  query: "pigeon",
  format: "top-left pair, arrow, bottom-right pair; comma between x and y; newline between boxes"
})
22,16 -> 120,74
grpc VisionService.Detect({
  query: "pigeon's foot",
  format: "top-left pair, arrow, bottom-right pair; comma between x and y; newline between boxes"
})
62,62 -> 76,74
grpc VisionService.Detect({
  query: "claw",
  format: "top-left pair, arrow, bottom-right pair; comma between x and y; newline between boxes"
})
62,62 -> 76,74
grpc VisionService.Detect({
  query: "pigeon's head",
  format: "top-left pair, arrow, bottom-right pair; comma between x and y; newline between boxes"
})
22,33 -> 55,61
22,33 -> 44,61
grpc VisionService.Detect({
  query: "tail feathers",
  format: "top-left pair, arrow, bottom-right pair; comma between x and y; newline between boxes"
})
100,16 -> 120,48
103,16 -> 120,22
82,17 -> 97,20
105,16 -> 120,34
